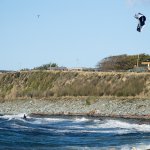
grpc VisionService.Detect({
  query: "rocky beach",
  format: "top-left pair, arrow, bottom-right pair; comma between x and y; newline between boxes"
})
0,97 -> 150,119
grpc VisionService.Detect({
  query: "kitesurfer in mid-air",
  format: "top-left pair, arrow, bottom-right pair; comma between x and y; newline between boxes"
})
134,13 -> 146,32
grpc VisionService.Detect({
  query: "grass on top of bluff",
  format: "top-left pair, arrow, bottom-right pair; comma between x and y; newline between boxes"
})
0,71 -> 149,100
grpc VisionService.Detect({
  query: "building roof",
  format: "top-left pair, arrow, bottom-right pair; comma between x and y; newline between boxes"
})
143,58 -> 150,62
142,58 -> 150,65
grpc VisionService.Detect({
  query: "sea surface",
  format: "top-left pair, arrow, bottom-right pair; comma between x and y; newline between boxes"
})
0,114 -> 150,150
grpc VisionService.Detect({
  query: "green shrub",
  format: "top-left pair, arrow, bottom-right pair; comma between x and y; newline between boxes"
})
86,96 -> 97,105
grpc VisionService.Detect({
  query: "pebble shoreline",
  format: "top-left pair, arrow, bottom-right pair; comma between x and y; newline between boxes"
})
0,97 -> 150,119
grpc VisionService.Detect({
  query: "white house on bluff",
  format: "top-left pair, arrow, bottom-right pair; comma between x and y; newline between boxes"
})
142,59 -> 150,71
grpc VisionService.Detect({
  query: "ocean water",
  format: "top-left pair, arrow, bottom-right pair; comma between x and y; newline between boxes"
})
0,114 -> 150,150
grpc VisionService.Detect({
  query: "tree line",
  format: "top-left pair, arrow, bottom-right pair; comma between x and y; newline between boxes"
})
21,63 -> 58,71
33,63 -> 58,70
21,53 -> 150,72
97,53 -> 150,71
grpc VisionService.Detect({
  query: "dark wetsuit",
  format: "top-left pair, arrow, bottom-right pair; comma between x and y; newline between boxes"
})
23,114 -> 27,120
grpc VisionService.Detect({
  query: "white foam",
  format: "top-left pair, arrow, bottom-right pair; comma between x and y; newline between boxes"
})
87,119 -> 150,133
0,113 -> 29,120
120,144 -> 150,150
74,117 -> 89,122
59,144 -> 150,150
1,115 -> 150,134
0,114 -> 68,124
44,118 -> 66,122
29,117 -> 67,125
61,146 -> 100,150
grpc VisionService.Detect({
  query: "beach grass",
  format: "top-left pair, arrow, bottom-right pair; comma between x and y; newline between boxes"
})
0,71 -> 149,100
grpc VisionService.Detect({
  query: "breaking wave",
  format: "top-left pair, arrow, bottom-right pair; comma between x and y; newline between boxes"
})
0,114 -> 150,149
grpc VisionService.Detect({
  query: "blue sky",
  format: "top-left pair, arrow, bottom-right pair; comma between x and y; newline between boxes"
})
0,0 -> 150,70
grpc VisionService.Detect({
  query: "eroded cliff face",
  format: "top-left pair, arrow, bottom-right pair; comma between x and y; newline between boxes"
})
0,71 -> 150,100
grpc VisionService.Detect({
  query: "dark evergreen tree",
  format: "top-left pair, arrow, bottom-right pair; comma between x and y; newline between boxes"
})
33,63 -> 58,70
